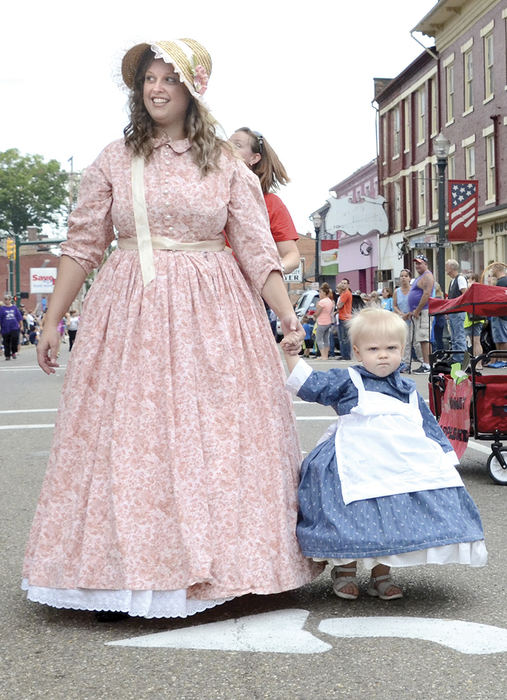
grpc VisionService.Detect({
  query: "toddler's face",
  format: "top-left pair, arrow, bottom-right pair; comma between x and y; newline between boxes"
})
353,336 -> 403,377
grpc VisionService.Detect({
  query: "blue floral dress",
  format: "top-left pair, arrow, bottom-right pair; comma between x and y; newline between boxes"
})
287,361 -> 486,568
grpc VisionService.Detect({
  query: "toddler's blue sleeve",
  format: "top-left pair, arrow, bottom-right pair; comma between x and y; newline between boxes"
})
418,394 -> 455,453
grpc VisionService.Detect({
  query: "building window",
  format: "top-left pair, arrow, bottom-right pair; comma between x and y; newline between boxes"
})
485,133 -> 496,201
405,175 -> 411,229
447,153 -> 456,180
446,63 -> 455,122
393,106 -> 400,157
432,164 -> 439,220
417,87 -> 426,143
382,116 -> 387,164
465,145 -> 476,178
393,181 -> 401,231
430,77 -> 438,136
464,49 -> 474,112
403,97 -> 411,152
484,32 -> 494,100
418,168 -> 426,224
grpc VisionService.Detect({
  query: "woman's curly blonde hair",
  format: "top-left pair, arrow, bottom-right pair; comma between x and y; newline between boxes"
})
123,47 -> 233,175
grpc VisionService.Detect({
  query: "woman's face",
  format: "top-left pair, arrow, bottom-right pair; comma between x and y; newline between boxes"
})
143,59 -> 190,131
399,270 -> 410,284
229,131 -> 261,168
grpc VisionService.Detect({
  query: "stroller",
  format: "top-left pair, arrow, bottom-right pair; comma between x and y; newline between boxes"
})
428,283 -> 507,484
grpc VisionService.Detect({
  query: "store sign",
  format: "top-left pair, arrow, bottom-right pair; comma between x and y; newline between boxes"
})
30,268 -> 57,293
284,259 -> 304,283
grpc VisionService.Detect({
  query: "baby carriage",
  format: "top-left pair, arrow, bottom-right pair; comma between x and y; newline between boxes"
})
428,282 -> 507,484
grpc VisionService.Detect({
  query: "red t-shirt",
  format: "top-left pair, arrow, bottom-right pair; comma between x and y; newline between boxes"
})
224,192 -> 298,250
338,288 -> 352,320
264,193 -> 298,242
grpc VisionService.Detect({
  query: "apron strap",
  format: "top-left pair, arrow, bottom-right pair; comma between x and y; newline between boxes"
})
347,367 -> 365,397
131,155 -> 156,287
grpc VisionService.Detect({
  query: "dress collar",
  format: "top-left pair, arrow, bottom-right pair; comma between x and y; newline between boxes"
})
353,364 -> 415,393
152,135 -> 191,153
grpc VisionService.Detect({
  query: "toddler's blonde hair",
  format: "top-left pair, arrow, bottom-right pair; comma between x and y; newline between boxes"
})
348,307 -> 407,351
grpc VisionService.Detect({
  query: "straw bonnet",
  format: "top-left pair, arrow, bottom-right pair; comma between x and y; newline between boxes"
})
121,39 -> 212,99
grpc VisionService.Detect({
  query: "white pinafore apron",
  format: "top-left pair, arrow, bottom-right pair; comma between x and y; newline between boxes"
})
335,368 -> 462,505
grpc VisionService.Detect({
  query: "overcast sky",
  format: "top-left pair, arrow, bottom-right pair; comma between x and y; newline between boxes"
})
1,0 -> 437,235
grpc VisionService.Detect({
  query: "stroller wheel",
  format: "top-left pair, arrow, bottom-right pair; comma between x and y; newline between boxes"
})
487,447 -> 507,485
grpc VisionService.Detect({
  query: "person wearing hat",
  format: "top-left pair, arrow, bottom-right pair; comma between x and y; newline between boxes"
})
408,255 -> 434,373
22,39 -> 322,621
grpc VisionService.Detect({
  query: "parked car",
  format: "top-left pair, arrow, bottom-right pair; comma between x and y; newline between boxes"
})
275,289 -> 365,342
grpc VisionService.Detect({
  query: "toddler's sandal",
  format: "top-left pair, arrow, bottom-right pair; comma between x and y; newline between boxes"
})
331,566 -> 359,600
367,574 -> 403,601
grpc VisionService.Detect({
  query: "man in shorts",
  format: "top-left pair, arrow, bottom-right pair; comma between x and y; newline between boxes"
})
489,263 -> 507,368
408,255 -> 434,373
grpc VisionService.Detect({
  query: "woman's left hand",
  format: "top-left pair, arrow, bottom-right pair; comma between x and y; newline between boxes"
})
280,314 -> 304,354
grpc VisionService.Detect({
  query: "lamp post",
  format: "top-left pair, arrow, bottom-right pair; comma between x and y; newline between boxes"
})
433,132 -> 451,291
311,212 -> 322,284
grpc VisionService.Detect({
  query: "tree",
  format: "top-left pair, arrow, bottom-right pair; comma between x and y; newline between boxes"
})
0,149 -> 69,237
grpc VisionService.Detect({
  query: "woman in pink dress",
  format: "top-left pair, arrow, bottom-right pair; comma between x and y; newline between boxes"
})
22,39 -> 323,620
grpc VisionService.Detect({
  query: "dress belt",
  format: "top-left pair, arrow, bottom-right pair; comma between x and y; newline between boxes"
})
129,155 -> 225,287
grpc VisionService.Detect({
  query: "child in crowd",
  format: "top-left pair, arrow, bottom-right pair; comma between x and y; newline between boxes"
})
282,307 -> 486,600
301,314 -> 314,358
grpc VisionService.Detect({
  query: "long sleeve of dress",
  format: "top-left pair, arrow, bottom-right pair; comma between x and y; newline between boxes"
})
60,149 -> 115,276
417,395 -> 455,455
286,359 -> 352,410
224,158 -> 282,293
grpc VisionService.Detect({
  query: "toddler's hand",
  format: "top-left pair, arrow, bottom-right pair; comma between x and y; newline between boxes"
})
281,331 -> 302,356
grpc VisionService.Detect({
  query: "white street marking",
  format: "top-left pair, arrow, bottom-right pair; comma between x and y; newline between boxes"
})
466,440 -> 495,455
319,616 -> 507,655
0,366 -> 66,372
296,416 -> 335,421
107,609 -> 331,654
0,424 -> 55,430
0,409 -> 57,414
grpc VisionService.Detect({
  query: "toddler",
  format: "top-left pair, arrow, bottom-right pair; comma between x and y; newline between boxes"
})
282,308 -> 486,600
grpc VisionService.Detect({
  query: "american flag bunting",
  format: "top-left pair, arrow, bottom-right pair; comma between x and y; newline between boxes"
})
448,179 -> 478,242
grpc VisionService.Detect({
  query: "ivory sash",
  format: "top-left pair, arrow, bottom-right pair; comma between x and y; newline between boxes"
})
130,156 -> 225,286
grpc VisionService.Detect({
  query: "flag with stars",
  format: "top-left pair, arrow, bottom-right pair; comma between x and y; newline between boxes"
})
448,180 -> 478,242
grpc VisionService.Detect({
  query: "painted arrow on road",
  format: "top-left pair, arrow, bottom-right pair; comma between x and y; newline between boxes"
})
107,609 -> 507,655
319,616 -> 507,655
107,609 -> 332,654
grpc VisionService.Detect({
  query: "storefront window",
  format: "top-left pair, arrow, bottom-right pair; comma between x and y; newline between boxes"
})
455,241 -> 484,278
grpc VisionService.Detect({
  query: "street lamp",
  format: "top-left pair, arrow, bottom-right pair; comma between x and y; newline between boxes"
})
311,212 -> 322,284
433,132 -> 451,290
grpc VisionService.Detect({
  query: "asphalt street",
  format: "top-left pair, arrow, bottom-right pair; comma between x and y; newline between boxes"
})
1,344 -> 507,699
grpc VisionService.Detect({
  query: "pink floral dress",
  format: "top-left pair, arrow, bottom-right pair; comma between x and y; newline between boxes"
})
22,137 -> 323,618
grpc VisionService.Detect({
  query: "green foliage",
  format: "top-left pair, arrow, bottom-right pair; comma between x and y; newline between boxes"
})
0,149 -> 69,237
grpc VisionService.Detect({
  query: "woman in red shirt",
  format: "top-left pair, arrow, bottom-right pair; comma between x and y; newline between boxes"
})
229,128 -> 300,274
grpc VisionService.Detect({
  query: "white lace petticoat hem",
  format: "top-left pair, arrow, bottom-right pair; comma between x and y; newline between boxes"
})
21,579 -> 233,618
314,540 -> 488,569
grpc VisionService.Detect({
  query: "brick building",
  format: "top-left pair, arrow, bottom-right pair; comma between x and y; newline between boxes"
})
375,0 -> 507,289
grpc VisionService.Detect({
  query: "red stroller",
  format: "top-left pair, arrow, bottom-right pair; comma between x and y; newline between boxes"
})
428,283 -> 507,484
